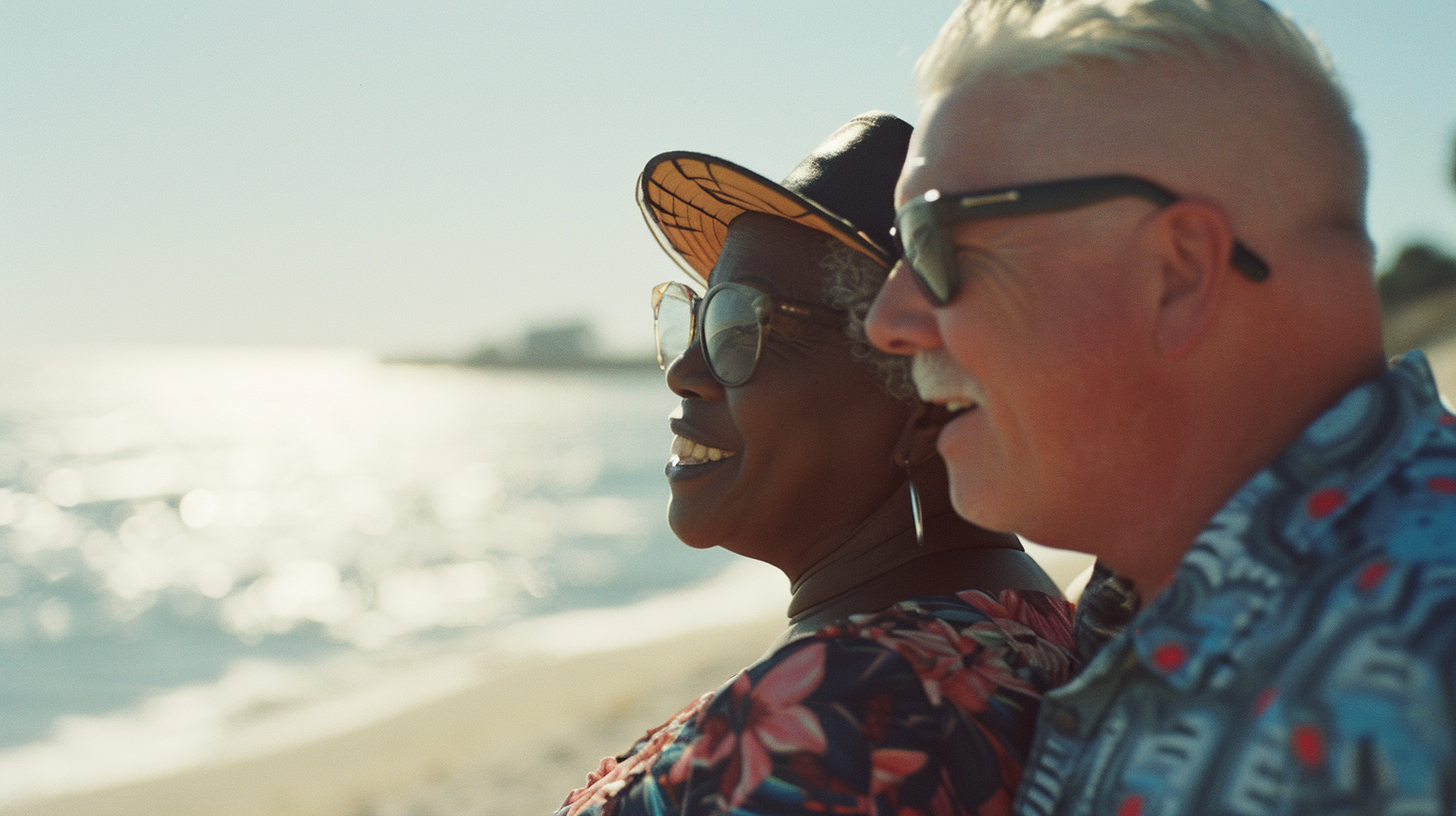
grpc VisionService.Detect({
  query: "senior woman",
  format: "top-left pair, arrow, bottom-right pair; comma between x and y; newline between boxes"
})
558,113 -> 1077,816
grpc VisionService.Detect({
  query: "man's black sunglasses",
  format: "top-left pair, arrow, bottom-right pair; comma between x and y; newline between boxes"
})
892,174 -> 1271,306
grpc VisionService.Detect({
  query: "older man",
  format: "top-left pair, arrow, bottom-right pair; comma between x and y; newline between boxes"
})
868,0 -> 1456,813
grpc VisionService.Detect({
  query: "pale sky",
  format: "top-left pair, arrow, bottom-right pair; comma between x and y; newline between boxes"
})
4,1 -> 1454,357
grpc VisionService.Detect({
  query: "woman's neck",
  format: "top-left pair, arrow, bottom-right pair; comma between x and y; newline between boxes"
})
782,480 -> 1050,638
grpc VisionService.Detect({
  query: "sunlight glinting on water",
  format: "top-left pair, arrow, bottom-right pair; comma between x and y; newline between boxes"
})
0,348 -> 681,654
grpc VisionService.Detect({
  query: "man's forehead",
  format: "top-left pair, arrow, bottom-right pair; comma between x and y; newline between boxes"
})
896,154 -> 930,207
899,80 -> 1046,204
898,71 -> 1131,205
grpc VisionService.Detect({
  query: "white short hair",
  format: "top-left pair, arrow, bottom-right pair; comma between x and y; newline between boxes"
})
917,0 -> 1338,94
915,0 -> 1367,231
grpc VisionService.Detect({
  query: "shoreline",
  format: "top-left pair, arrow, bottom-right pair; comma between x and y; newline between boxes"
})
1,337 -> 1450,816
0,617 -> 789,816
0,560 -> 793,816
0,549 -> 1095,816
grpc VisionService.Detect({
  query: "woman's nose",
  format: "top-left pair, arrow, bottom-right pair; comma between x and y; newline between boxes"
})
866,260 -> 945,356
664,340 -> 726,401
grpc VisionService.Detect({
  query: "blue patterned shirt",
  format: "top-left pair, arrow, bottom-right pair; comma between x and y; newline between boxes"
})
1016,351 -> 1456,816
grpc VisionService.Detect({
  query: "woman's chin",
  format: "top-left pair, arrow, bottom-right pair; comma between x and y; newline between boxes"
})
664,455 -> 740,550
665,523 -> 725,551
666,499 -> 727,551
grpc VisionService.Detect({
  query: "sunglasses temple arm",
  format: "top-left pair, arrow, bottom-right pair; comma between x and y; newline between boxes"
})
1231,244 -> 1270,282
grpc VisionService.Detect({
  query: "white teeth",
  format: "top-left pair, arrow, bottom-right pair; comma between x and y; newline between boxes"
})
670,434 -> 735,466
946,400 -> 975,413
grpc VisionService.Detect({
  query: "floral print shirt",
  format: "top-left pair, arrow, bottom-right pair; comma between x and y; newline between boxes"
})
559,589 -> 1076,816
1016,352 -> 1456,816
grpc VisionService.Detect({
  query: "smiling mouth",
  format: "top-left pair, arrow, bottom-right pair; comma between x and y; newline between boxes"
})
670,434 -> 736,466
911,354 -> 983,421
917,397 -> 978,424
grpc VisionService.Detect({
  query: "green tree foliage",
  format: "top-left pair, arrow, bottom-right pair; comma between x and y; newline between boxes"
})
1378,244 -> 1456,309
1376,129 -> 1456,353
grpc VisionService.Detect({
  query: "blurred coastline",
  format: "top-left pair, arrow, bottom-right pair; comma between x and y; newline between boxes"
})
390,321 -> 657,373
0,293 -> 1452,815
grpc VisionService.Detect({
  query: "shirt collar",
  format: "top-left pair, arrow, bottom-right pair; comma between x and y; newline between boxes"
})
1117,352 -> 1449,691
1273,351 -> 1446,555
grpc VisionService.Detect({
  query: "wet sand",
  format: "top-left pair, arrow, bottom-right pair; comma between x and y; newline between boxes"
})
0,618 -> 786,816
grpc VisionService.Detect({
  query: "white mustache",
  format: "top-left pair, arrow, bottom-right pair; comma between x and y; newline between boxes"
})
911,353 -> 985,405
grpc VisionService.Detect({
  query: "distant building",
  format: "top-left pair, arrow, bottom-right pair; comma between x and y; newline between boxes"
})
425,320 -> 653,371
521,323 -> 593,366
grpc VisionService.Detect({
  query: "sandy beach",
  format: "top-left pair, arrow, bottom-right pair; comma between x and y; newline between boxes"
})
0,618 -> 789,816
3,339 -> 1453,816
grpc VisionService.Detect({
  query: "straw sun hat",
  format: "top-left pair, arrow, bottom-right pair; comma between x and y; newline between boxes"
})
637,111 -> 914,284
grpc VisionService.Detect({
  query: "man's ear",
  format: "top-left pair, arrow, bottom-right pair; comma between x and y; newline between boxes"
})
1151,200 -> 1233,357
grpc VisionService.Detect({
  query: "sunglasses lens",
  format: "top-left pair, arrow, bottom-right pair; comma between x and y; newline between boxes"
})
654,284 -> 694,369
897,205 -> 957,306
702,287 -> 762,386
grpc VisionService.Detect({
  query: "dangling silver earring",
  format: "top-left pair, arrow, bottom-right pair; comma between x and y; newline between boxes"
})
894,404 -> 935,548
906,464 -> 925,547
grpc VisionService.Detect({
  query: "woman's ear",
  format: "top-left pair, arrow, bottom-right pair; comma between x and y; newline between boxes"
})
893,402 -> 947,469
1152,200 -> 1232,357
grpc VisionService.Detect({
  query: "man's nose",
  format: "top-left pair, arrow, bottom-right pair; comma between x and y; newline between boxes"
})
867,260 -> 945,355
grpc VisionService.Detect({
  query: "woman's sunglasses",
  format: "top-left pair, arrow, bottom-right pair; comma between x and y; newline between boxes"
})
651,281 -> 846,387
892,174 -> 1271,306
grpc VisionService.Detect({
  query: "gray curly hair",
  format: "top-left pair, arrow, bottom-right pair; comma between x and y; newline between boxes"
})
819,242 -> 916,402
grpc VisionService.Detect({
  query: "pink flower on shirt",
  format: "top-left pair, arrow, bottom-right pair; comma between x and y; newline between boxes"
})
866,616 -> 1029,714
963,590 -> 1076,652
871,747 -> 930,795
670,640 -> 828,807
560,692 -> 715,816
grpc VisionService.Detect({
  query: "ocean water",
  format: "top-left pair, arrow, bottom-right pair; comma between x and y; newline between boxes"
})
0,347 -> 774,801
